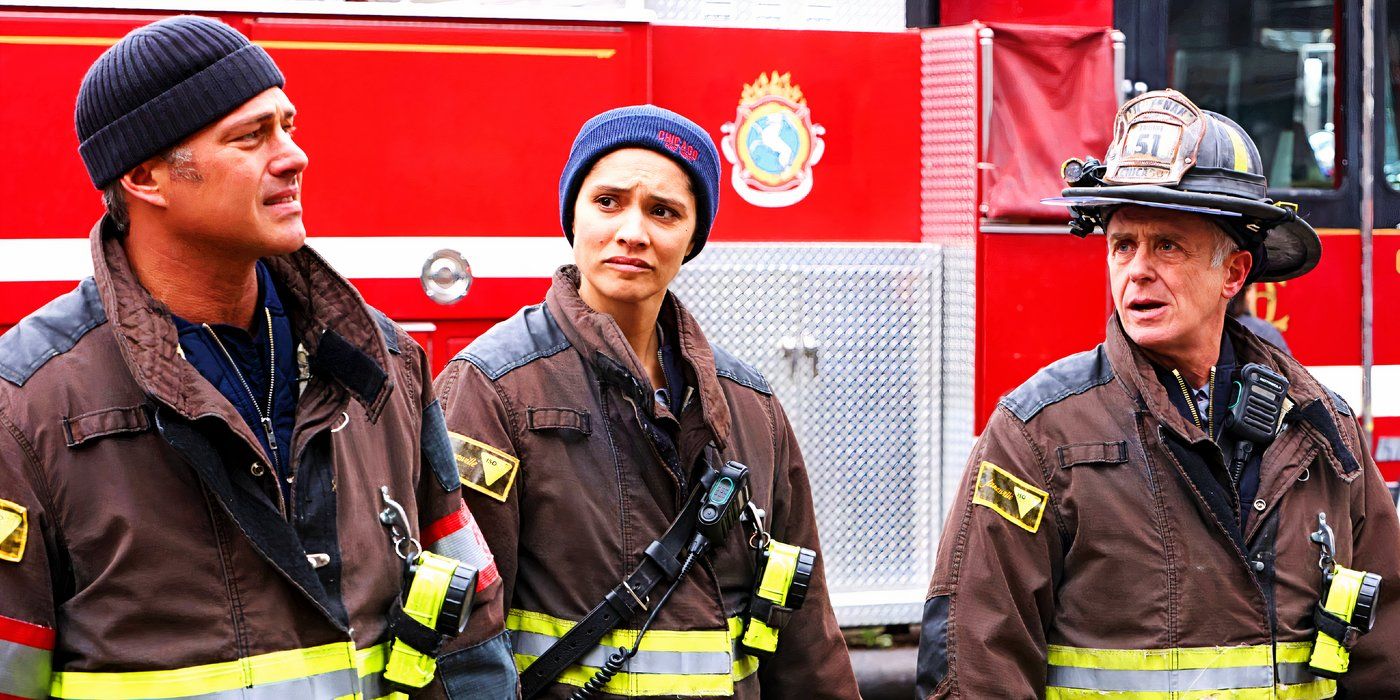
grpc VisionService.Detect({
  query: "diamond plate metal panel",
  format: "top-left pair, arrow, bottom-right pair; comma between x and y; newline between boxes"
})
647,0 -> 906,31
920,26 -> 979,246
939,246 -> 975,521
920,26 -> 980,526
672,243 -> 941,626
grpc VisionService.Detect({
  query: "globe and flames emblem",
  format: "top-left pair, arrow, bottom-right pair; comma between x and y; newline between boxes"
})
721,72 -> 826,207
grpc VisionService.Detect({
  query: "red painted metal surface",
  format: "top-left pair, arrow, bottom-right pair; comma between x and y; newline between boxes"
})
962,22 -> 1118,431
247,17 -> 648,239
975,232 -> 1109,430
0,12 -> 921,324
0,11 -> 162,236
1249,232 -> 1363,367
652,25 -> 922,243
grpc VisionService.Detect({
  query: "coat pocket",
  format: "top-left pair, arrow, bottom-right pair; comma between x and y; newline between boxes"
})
526,406 -> 591,440
1056,441 -> 1129,469
62,405 -> 151,447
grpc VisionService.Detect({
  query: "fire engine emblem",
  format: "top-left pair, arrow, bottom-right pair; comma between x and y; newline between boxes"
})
721,72 -> 826,208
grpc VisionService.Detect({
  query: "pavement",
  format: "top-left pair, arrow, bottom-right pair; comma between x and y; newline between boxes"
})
852,644 -> 918,699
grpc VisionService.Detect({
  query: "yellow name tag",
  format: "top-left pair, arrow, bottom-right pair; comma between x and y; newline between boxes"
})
972,461 -> 1048,534
449,432 -> 520,503
0,499 -> 28,563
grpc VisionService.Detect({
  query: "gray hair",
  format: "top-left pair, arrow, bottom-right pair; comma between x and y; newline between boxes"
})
101,147 -> 201,236
1208,221 -> 1240,268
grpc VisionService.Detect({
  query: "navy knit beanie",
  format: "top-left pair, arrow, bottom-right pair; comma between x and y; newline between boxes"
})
75,15 -> 285,189
559,105 -> 721,262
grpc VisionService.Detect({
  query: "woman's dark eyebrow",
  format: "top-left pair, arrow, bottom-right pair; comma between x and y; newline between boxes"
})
650,194 -> 687,212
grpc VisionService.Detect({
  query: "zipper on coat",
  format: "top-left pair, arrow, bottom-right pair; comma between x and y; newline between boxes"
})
205,308 -> 285,516
1171,366 -> 1216,438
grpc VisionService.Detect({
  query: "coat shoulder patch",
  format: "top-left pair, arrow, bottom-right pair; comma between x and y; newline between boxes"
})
0,498 -> 28,563
368,307 -> 401,355
449,432 -> 520,502
459,304 -> 570,381
712,344 -> 771,396
1322,386 -> 1353,417
0,278 -> 106,387
1000,345 -> 1113,422
972,461 -> 1048,533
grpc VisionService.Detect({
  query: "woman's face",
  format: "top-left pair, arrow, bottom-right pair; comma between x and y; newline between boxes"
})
572,148 -> 696,312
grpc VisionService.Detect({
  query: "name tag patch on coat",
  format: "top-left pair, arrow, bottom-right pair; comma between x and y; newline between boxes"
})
972,461 -> 1047,533
449,432 -> 519,502
0,498 -> 27,563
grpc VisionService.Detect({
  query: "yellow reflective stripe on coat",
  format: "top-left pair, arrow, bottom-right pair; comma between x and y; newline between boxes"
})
49,641 -> 397,700
1046,642 -> 1336,699
508,609 -> 759,696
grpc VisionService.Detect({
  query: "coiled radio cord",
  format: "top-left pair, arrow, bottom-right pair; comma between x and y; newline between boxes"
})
570,553 -> 699,700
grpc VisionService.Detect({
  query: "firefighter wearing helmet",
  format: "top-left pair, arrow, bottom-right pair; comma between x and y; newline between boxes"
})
915,89 -> 1400,698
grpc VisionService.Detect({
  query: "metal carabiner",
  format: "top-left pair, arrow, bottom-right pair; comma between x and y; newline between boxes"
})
743,500 -> 771,552
1310,511 -> 1337,575
379,486 -> 422,563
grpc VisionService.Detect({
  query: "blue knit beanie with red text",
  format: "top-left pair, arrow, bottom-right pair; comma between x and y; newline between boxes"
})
559,105 -> 721,262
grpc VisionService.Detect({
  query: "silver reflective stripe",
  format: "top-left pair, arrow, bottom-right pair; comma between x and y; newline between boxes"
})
0,638 -> 51,699
426,508 -> 495,579
511,629 -> 733,676
1047,664 -> 1275,692
1277,661 -> 1325,686
360,670 -> 395,700
429,528 -> 491,571
52,667 -> 363,700
209,667 -> 361,700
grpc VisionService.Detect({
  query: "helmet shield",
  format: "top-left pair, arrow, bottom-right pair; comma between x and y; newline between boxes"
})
1103,92 -> 1207,187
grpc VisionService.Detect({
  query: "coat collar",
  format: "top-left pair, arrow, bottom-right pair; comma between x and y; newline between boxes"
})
89,218 -> 395,425
544,265 -> 732,449
1104,312 -> 1332,443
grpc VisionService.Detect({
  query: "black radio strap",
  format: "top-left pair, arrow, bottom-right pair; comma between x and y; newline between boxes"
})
520,483 -> 710,699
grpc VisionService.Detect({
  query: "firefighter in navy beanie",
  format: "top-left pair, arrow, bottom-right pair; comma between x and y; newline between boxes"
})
0,15 -> 518,699
433,104 -> 860,698
558,104 -> 723,261
75,15 -> 285,190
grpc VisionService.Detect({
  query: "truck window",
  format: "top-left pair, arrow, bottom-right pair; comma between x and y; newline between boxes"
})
1387,0 -> 1400,190
1167,0 -> 1338,189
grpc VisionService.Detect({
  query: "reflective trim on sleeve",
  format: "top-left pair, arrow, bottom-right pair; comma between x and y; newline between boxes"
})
422,502 -> 500,592
1045,642 -> 1336,700
0,615 -> 54,700
507,609 -> 760,697
0,639 -> 53,700
49,642 -> 392,700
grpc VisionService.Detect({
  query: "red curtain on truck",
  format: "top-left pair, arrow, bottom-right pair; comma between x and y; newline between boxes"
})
983,23 -> 1118,222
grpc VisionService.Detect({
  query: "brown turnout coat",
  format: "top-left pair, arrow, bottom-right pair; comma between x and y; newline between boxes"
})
919,317 -> 1400,698
434,266 -> 859,699
0,220 -> 510,699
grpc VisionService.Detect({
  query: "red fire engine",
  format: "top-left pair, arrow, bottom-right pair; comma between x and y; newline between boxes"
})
1,0 -> 1394,662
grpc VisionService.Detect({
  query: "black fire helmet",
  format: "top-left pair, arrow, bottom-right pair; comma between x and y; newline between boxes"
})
1043,89 -> 1321,283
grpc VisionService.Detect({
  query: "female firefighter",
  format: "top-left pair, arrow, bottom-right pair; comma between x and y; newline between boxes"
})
433,105 -> 858,699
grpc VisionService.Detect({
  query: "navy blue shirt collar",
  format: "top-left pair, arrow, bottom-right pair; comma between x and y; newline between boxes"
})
172,261 -> 299,502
